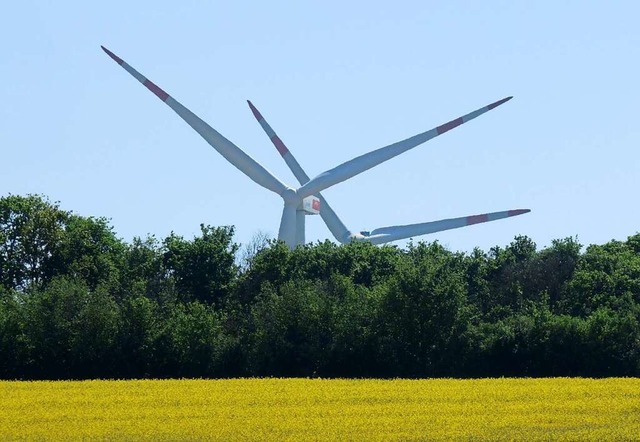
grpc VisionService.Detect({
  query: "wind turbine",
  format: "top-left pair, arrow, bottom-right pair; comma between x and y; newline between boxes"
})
248,101 -> 529,245
101,46 -> 528,248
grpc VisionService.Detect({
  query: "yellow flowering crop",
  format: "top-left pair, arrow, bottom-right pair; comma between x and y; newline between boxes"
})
1,378 -> 639,440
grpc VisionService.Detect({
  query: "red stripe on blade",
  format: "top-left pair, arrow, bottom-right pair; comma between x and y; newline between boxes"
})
466,214 -> 489,225
143,79 -> 169,102
508,209 -> 530,217
271,135 -> 289,155
436,117 -> 463,135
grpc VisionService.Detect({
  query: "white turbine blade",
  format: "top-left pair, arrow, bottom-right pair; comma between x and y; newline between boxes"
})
296,97 -> 512,199
366,208 -> 530,244
101,46 -> 289,196
365,209 -> 530,245
248,100 -> 351,243
248,100 -> 312,183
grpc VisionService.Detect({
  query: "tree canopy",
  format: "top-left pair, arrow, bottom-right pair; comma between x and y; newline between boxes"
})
1,194 -> 639,379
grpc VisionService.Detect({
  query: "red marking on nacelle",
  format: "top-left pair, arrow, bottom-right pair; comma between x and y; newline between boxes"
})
312,199 -> 321,211
143,79 -> 169,102
101,46 -> 124,65
466,214 -> 489,225
271,135 -> 289,156
436,117 -> 463,135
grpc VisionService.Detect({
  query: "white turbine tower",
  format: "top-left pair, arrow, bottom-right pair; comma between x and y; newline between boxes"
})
248,101 -> 529,245
101,46 -> 529,248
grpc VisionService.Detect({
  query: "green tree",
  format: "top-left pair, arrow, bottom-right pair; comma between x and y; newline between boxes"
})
248,280 -> 330,376
234,240 -> 291,304
482,235 -> 538,316
52,215 -> 126,293
534,237 -> 582,311
378,241 -> 469,377
156,302 -> 232,377
118,295 -> 161,377
68,286 -> 122,378
566,237 -> 640,316
0,195 -> 68,291
22,277 -> 91,378
0,289 -> 29,378
0,195 -> 127,294
121,236 -> 171,303
322,273 -> 383,377
163,225 -> 238,304
583,306 -> 640,376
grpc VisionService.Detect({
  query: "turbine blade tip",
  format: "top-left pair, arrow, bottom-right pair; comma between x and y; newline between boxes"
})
101,45 -> 124,65
487,96 -> 513,110
247,100 -> 263,120
508,209 -> 531,217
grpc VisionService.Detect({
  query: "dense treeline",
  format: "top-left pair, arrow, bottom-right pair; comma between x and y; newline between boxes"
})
1,194 -> 639,379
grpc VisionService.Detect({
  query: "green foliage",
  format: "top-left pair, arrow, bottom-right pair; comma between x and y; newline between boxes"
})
378,241 -> 469,376
583,306 -> 640,375
236,240 -> 400,305
322,274 -> 382,377
68,286 -> 121,377
464,301 -> 589,377
0,195 -> 68,290
0,289 -> 29,376
121,236 -> 166,301
53,215 -> 126,292
118,295 -> 161,377
1,194 -> 640,379
248,280 -> 330,376
0,195 -> 127,294
156,302 -> 232,377
563,238 -> 640,317
21,276 -> 120,379
163,225 -> 238,304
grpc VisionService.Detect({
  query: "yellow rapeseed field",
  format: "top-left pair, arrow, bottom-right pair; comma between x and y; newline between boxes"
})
1,378 -> 639,440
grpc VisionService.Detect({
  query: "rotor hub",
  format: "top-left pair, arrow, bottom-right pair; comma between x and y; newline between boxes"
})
280,188 -> 299,205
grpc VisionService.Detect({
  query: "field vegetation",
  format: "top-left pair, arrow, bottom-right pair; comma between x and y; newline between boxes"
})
2,378 -> 639,440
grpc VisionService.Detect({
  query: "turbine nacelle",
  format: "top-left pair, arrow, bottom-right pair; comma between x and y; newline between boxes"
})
302,196 -> 320,215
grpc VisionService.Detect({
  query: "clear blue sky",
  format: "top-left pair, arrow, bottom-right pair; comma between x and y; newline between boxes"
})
2,1 -> 639,252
